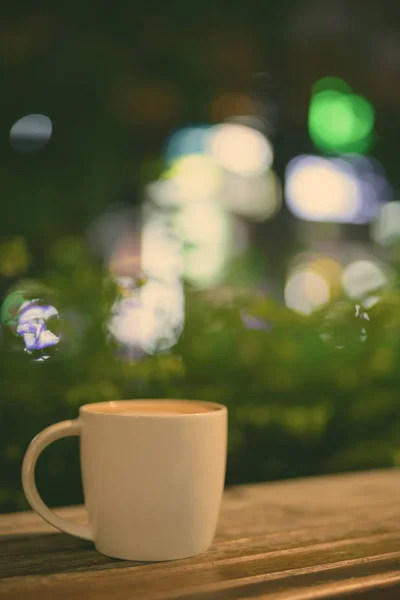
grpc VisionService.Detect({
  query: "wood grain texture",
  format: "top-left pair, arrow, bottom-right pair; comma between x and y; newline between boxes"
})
1,469 -> 400,599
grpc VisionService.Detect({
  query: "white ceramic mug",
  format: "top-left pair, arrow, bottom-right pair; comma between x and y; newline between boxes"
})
22,399 -> 227,561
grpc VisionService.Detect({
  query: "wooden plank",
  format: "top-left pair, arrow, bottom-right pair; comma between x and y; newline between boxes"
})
0,469 -> 400,599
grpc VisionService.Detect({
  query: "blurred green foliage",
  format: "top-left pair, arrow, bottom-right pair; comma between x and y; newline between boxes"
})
1,240 -> 400,513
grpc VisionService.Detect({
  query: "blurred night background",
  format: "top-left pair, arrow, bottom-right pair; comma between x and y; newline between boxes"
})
1,1 -> 400,512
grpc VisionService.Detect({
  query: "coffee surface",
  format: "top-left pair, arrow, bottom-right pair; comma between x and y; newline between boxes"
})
84,400 -> 217,415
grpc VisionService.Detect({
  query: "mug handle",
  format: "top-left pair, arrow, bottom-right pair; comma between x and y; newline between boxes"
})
21,419 -> 92,541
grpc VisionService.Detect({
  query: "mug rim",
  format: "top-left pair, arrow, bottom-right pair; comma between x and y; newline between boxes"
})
80,399 -> 227,418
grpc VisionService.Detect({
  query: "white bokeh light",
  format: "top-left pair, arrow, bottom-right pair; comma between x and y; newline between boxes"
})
371,201 -> 400,246
106,202 -> 185,356
139,280 -> 184,354
342,260 -> 389,300
141,212 -> 183,282
221,170 -> 282,221
174,200 -> 232,287
146,179 -> 180,208
285,155 -> 362,222
164,154 -> 221,202
10,114 -> 52,153
207,123 -> 273,177
285,269 -> 330,316
108,279 -> 184,355
285,155 -> 386,224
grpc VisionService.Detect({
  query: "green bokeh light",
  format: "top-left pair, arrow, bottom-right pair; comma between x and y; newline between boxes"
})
309,79 -> 375,154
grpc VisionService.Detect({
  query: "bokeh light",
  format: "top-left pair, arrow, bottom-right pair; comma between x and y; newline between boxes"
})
145,172 -> 248,288
164,126 -> 210,164
285,268 -> 330,316
222,170 -> 282,221
144,119 -> 280,289
371,202 -> 400,246
145,179 -> 179,208
174,200 -> 232,287
286,253 -> 343,316
107,278 -> 184,356
163,154 -> 222,202
108,231 -> 142,279
307,256 -> 343,295
207,123 -> 273,177
139,279 -> 184,355
152,141 -> 281,222
141,209 -> 183,283
104,202 -> 185,356
342,259 -> 390,300
10,114 -> 52,153
362,295 -> 380,309
285,156 -> 360,222
285,155 -> 384,223
309,79 -> 374,154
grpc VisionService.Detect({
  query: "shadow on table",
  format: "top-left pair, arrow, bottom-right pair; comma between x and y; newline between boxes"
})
0,532 -> 149,579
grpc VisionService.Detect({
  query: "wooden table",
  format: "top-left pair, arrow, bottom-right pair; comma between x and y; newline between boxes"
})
1,469 -> 400,599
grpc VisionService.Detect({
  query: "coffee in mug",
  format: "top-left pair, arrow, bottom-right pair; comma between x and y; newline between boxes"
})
89,400 -> 215,415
